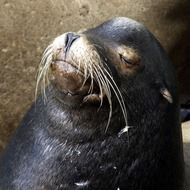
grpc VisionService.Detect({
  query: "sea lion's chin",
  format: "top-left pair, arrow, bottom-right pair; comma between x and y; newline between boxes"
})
50,60 -> 102,105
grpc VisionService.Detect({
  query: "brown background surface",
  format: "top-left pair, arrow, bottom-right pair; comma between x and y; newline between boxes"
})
0,0 -> 190,188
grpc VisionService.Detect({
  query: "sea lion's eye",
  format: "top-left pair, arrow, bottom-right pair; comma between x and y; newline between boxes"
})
119,54 -> 133,66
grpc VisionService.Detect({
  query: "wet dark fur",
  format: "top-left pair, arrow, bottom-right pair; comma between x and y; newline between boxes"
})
0,17 -> 184,190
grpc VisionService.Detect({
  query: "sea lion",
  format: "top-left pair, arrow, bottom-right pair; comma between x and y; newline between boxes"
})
0,17 -> 184,190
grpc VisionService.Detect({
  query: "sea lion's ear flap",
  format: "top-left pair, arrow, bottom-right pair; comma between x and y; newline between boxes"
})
160,87 -> 173,104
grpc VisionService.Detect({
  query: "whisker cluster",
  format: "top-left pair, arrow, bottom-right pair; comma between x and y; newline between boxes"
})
35,44 -> 53,102
70,46 -> 128,130
36,42 -> 128,130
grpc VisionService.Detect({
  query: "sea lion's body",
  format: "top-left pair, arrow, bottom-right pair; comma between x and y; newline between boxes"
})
0,17 -> 184,189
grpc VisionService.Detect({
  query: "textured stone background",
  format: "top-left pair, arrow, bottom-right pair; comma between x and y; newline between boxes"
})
0,0 -> 190,188
183,121 -> 190,189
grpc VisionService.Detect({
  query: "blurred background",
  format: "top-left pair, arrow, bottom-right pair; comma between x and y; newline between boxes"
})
0,0 -> 190,188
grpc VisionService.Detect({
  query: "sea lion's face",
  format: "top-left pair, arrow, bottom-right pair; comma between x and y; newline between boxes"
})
37,17 -> 174,128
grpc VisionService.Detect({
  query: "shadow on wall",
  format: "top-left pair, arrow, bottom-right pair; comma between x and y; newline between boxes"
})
165,0 -> 190,103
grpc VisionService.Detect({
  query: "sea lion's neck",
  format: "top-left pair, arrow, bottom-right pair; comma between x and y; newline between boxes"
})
43,88 -> 124,142
42,85 -> 174,143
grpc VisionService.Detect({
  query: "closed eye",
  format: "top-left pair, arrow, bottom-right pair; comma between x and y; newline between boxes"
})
119,54 -> 134,65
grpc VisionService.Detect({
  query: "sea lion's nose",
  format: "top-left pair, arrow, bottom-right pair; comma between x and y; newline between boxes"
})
64,33 -> 80,54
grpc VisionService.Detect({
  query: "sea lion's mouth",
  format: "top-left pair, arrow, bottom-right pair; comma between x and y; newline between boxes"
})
50,59 -> 100,99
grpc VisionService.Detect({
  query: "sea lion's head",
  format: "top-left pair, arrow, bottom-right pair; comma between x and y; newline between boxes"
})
37,17 -> 176,130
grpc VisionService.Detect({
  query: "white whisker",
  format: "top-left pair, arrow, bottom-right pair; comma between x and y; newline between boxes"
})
93,64 -> 112,131
103,68 -> 128,127
35,44 -> 53,102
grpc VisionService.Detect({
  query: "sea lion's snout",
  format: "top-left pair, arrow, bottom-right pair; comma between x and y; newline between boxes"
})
50,32 -> 84,95
47,32 -> 106,104
64,33 -> 80,55
51,32 -> 81,62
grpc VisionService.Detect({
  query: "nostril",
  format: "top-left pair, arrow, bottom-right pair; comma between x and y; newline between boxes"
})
64,33 -> 80,53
